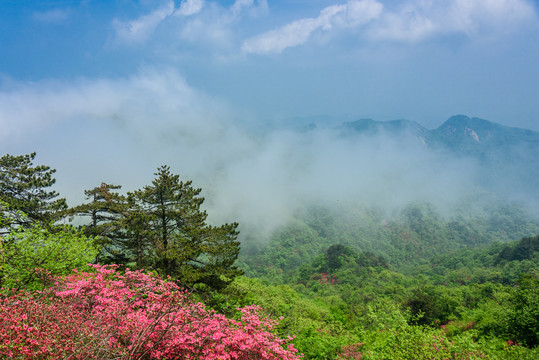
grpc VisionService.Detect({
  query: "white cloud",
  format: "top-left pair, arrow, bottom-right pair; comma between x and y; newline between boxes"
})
231,0 -> 268,16
333,0 -> 386,28
243,0 -> 536,53
110,0 -> 268,52
0,69 -> 230,145
450,0 -> 536,30
0,68 -> 246,201
32,8 -> 71,24
176,0 -> 205,17
369,3 -> 437,42
369,0 -> 536,41
169,0 -> 269,53
241,18 -> 324,54
113,1 -> 175,44
242,0 -> 383,54
232,0 -> 254,13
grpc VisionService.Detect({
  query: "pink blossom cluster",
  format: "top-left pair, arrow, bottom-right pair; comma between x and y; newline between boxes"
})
336,343 -> 363,360
317,272 -> 337,285
0,265 -> 301,359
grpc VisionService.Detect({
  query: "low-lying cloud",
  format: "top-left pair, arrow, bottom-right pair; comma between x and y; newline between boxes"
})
1,68 -> 509,235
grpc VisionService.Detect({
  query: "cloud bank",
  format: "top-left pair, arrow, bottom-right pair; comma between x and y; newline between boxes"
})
1,69 -> 492,234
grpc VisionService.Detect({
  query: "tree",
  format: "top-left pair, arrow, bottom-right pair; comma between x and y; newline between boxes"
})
129,166 -> 242,289
325,244 -> 353,272
70,182 -> 129,263
73,183 -> 124,233
0,222 -> 98,290
76,166 -> 242,290
497,235 -> 539,263
0,153 -> 66,233
405,286 -> 458,326
73,166 -> 243,289
505,273 -> 539,347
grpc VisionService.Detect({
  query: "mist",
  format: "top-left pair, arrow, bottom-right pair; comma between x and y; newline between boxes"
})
1,69 -> 534,237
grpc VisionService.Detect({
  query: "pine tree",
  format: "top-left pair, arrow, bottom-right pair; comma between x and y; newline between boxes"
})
70,183 -> 129,263
128,166 -> 243,289
0,153 -> 66,233
75,166 -> 243,290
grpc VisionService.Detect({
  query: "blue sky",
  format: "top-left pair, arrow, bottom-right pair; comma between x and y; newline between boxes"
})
1,0 -> 538,128
1,0 -> 539,226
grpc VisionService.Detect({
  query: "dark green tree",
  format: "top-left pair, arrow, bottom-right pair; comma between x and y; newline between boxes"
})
0,153 -> 66,233
70,183 -> 129,263
497,234 -> 539,263
405,286 -> 457,326
513,235 -> 539,261
506,273 -> 539,347
324,244 -> 353,272
127,166 -> 242,289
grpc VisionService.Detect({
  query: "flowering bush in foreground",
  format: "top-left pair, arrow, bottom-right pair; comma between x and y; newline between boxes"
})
0,265 -> 301,359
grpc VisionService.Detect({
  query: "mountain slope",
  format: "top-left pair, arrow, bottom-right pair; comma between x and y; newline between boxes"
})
337,115 -> 539,204
430,115 -> 539,157
339,115 -> 539,157
339,118 -> 430,144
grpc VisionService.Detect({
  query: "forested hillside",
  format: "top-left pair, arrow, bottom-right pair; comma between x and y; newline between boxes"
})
229,197 -> 539,359
1,151 -> 538,359
239,200 -> 539,278
336,115 -> 539,207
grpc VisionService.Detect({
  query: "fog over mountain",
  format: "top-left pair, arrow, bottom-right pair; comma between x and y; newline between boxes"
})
46,111 -> 539,235
2,79 -> 536,236
2,75 -> 537,235
204,114 -> 539,233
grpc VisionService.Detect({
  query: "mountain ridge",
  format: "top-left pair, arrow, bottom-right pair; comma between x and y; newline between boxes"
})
337,114 -> 539,155
330,114 -> 539,206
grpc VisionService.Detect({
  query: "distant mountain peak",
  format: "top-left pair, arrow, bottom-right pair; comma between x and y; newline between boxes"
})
334,114 -> 539,202
432,115 -> 539,149
340,118 -> 428,138
438,115 -> 499,131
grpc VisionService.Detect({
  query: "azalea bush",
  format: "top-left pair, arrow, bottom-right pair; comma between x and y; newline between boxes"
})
0,264 -> 301,359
